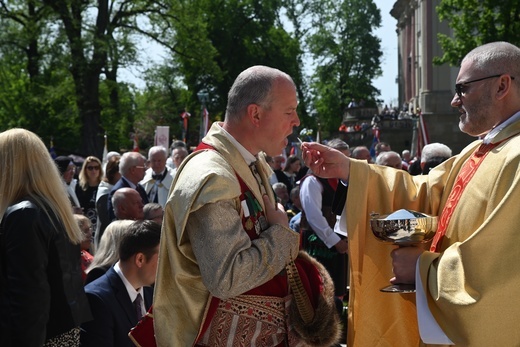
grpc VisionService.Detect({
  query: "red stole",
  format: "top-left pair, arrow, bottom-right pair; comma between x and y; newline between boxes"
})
430,141 -> 501,252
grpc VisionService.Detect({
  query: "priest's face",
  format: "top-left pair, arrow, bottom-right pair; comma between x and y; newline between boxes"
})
149,151 -> 166,175
451,61 -> 498,137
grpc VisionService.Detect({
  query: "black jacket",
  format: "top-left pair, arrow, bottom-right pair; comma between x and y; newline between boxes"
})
80,267 -> 153,347
0,198 -> 91,346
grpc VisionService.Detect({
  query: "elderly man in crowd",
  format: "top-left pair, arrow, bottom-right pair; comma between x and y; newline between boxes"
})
107,152 -> 148,221
140,146 -> 174,207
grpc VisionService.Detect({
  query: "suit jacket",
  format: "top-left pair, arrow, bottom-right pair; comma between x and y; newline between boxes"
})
139,167 -> 174,207
80,266 -> 153,347
107,177 -> 149,222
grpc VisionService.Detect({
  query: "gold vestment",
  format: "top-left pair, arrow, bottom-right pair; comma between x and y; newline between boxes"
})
344,119 -> 520,346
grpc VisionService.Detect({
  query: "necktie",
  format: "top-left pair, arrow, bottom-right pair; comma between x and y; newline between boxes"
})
134,293 -> 143,321
430,141 -> 500,252
249,162 -> 267,195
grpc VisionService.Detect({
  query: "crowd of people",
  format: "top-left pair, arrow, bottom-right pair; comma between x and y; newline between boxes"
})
2,41 -> 520,347
0,127 -> 187,346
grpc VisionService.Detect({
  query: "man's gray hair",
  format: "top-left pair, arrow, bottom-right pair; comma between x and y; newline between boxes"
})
225,65 -> 295,123
148,146 -> 167,159
272,182 -> 287,191
421,143 -> 452,163
375,151 -> 401,166
119,152 -> 145,176
327,138 -> 349,151
463,41 -> 520,78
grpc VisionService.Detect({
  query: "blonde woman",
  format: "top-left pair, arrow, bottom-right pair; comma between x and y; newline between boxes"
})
76,156 -> 103,232
84,220 -> 133,285
0,128 -> 91,346
74,214 -> 94,283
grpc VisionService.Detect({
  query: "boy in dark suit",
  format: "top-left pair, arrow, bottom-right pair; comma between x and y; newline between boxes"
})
80,220 -> 161,347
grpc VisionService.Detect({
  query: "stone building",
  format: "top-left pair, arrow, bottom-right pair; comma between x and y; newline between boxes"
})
390,0 -> 474,155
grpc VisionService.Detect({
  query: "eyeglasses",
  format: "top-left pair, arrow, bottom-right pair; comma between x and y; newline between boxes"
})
86,166 -> 100,171
455,74 -> 515,99
134,165 -> 147,169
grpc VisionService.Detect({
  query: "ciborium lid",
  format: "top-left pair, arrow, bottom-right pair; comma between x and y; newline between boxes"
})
370,209 -> 437,245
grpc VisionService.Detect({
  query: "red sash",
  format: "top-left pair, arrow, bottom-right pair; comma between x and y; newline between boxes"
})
129,143 -> 333,347
430,141 -> 501,252
194,142 -> 290,345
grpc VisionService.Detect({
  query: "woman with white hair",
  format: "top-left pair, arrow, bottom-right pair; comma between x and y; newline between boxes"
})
0,128 -> 91,346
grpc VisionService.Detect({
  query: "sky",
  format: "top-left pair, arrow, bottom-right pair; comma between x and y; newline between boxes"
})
120,1 -> 399,106
373,0 -> 399,108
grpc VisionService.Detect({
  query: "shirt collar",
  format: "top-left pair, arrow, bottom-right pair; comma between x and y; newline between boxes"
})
114,261 -> 144,303
122,176 -> 136,189
482,110 -> 520,144
217,123 -> 257,165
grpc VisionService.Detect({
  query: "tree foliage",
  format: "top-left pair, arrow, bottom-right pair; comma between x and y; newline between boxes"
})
435,0 -> 520,66
305,0 -> 382,136
0,0 -> 387,155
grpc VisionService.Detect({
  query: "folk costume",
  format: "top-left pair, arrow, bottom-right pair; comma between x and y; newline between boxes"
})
342,116 -> 520,346
300,175 -> 347,297
153,123 -> 340,347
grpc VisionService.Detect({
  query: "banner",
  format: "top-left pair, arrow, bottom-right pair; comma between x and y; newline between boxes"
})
155,126 -> 170,150
132,133 -> 140,152
181,111 -> 191,143
102,133 -> 108,164
49,137 -> 57,159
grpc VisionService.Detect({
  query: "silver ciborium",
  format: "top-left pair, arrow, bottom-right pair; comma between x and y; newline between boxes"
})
370,209 -> 437,293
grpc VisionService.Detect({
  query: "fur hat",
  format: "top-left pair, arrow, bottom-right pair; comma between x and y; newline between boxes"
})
54,155 -> 73,175
287,251 -> 343,346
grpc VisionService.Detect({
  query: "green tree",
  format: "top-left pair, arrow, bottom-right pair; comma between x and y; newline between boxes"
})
306,0 -> 382,137
133,63 -> 193,149
166,0 -> 303,133
0,3 -> 81,152
435,0 -> 520,66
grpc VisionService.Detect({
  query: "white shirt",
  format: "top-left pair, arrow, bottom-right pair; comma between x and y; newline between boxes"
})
218,123 -> 256,165
114,262 -> 145,318
299,175 -> 341,248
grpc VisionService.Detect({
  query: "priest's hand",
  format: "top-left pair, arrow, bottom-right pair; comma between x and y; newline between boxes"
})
301,142 -> 350,181
262,195 -> 289,228
390,246 -> 424,284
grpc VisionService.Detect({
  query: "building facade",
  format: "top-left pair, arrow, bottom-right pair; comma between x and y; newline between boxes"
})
390,0 -> 473,154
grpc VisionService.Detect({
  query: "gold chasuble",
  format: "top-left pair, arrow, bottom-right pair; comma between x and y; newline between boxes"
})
344,119 -> 520,347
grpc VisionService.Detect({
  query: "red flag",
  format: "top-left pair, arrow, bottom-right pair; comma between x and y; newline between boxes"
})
181,111 -> 191,143
417,111 -> 430,158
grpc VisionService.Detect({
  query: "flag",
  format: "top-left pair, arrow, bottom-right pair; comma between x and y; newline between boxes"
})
202,108 -> 210,137
132,133 -> 139,152
369,128 -> 380,158
49,137 -> 57,159
102,133 -> 108,165
416,111 -> 430,158
155,126 -> 170,150
181,111 -> 191,143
